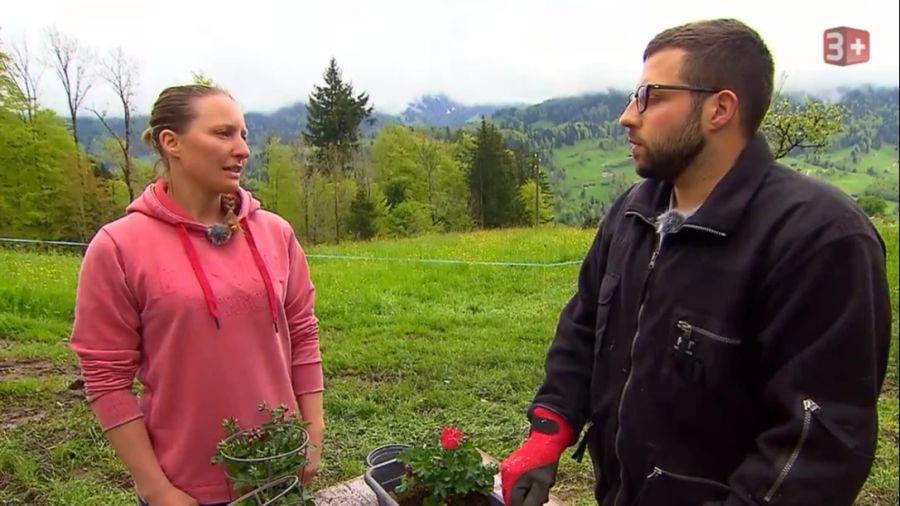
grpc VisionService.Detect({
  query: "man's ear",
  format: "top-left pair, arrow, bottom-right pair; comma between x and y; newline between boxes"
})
706,90 -> 739,132
158,129 -> 180,158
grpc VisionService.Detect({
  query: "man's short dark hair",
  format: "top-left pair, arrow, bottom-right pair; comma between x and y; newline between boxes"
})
644,18 -> 775,138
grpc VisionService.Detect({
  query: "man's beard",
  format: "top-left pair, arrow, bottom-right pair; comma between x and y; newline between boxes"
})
635,106 -> 705,182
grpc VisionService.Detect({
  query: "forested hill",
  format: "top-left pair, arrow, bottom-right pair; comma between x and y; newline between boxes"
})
74,94 -> 512,157
74,86 -> 899,163
490,86 -> 899,151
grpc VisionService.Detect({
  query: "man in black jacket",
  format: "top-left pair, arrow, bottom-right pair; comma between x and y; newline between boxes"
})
500,18 -> 891,506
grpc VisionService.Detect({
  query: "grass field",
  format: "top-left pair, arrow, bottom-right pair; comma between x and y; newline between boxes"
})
0,224 -> 897,505
553,140 -> 900,222
551,140 -> 636,220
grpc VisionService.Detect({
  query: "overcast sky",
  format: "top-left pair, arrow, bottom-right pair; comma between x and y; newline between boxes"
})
4,0 -> 898,116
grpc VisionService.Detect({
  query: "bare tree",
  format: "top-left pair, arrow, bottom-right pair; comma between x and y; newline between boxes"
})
45,27 -> 93,146
7,37 -> 44,124
90,46 -> 139,202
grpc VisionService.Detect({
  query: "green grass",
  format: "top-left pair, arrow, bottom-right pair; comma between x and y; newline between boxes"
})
554,141 -> 899,220
551,140 -> 637,220
552,140 -> 634,199
0,224 -> 897,505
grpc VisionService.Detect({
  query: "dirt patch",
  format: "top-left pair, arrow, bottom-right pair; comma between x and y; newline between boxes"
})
0,357 -> 70,379
0,357 -> 85,429
1,406 -> 48,430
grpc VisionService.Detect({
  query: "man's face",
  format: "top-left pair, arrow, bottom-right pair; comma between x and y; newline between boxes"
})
619,48 -> 707,182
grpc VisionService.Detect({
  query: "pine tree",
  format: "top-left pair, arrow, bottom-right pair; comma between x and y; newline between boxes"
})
302,58 -> 373,240
467,118 -> 517,228
303,57 -> 373,164
347,187 -> 378,240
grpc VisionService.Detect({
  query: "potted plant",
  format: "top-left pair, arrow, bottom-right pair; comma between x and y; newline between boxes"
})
364,426 -> 504,506
211,402 -> 315,505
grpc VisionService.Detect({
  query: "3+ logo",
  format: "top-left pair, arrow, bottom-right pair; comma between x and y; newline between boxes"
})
824,27 -> 870,66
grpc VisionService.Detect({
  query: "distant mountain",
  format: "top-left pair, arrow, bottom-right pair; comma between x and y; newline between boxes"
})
72,86 -> 898,172
398,94 -> 517,127
74,94 -> 506,157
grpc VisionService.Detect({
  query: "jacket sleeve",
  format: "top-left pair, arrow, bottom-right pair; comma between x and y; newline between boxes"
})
723,216 -> 891,506
283,230 -> 324,397
528,204 -> 618,438
69,229 -> 144,431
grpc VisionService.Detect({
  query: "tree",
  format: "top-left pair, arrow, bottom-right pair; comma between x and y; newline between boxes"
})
856,195 -> 886,217
45,27 -> 93,146
370,125 -> 470,233
468,118 -> 517,228
518,179 -> 554,226
7,37 -> 44,124
0,44 -> 27,113
513,146 -> 551,226
761,94 -> 845,160
256,136 -> 302,229
90,47 -> 139,201
191,70 -> 216,86
347,187 -> 379,240
303,57 -> 373,165
303,58 -> 374,240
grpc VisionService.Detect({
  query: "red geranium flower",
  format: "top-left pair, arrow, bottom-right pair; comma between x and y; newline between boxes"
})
440,426 -> 463,450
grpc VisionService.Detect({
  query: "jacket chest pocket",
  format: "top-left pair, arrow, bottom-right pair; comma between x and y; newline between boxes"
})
663,308 -> 746,389
594,272 -> 620,356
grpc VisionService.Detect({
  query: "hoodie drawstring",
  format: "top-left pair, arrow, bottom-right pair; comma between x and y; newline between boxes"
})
176,224 -> 221,329
174,220 -> 280,333
240,218 -> 280,333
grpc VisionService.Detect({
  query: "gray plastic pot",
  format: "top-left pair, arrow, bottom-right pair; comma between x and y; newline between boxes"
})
365,443 -> 412,468
363,459 -> 504,506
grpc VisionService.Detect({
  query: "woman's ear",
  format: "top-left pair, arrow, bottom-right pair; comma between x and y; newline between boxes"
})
158,129 -> 181,159
707,90 -> 739,132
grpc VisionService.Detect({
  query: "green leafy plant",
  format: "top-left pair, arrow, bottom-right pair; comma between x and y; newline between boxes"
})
211,402 -> 314,505
395,426 -> 498,506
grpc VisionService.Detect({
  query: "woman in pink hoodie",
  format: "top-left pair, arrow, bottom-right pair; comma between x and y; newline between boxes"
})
69,84 -> 324,506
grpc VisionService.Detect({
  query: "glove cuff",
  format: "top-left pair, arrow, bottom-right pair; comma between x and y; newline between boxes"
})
530,406 -> 574,447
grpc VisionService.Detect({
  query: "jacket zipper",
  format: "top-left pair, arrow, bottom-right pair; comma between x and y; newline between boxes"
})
646,466 -> 732,492
613,211 -> 661,506
682,223 -> 726,236
763,398 -> 818,502
676,321 -> 741,350
632,467 -> 731,506
613,210 -> 725,506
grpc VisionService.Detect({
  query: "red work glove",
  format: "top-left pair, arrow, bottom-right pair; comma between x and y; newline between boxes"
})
500,407 -> 574,506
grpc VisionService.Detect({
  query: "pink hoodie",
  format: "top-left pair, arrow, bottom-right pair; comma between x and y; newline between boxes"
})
69,181 -> 323,503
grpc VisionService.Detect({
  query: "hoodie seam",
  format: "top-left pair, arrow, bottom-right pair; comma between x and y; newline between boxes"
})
99,228 -> 142,311
147,185 -> 198,227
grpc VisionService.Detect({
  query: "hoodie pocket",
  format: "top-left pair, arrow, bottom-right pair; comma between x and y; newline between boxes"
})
594,272 -> 620,357
634,466 -> 731,506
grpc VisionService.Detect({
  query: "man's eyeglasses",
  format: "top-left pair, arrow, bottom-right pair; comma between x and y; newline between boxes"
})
627,84 -> 722,113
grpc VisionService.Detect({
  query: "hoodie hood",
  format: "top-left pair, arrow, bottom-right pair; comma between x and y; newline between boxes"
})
127,179 -> 261,227
126,180 -> 277,332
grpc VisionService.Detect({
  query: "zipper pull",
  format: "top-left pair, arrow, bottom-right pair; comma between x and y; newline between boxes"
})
571,421 -> 593,463
648,248 -> 660,269
803,398 -> 855,449
674,321 -> 692,353
646,467 -> 663,479
803,399 -> 820,412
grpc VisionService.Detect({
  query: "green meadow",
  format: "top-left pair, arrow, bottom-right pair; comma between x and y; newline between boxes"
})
1,224 -> 897,505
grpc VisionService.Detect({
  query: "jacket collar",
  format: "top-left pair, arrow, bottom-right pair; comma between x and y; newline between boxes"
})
623,133 -> 774,237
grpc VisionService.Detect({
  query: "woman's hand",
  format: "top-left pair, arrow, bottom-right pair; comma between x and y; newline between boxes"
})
145,484 -> 198,506
301,419 -> 324,484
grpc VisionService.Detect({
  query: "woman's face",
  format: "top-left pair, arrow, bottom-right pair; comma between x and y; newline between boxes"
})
163,94 -> 251,195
